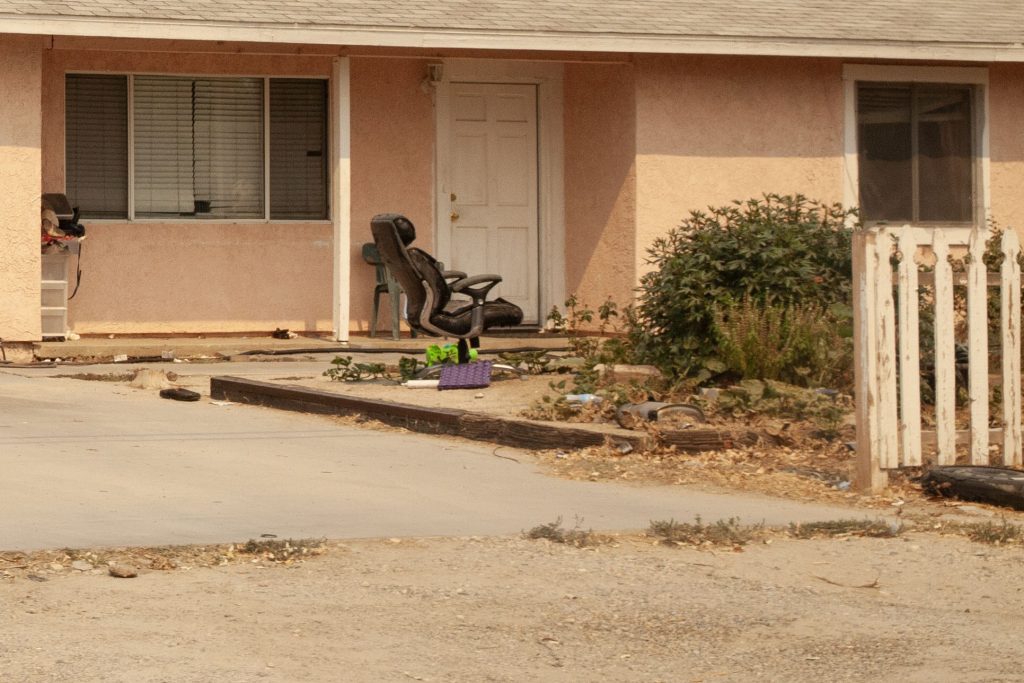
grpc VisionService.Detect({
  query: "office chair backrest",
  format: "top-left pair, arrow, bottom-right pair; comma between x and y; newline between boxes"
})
370,213 -> 450,330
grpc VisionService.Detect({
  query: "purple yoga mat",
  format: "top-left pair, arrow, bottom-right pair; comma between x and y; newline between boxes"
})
438,361 -> 493,390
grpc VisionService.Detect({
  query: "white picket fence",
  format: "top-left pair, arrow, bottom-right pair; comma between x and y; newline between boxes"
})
853,225 -> 1022,492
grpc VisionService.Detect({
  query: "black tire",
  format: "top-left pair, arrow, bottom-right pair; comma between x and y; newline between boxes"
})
921,466 -> 1024,510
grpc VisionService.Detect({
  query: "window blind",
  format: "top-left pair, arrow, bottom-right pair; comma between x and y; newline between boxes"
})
134,76 -> 264,218
192,77 -> 264,218
134,76 -> 196,217
65,74 -> 128,218
270,79 -> 328,220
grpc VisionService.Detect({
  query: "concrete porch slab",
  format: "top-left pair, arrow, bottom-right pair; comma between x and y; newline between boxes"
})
30,332 -> 569,363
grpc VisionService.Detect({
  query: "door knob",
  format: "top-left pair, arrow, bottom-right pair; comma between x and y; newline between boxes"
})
450,211 -> 460,221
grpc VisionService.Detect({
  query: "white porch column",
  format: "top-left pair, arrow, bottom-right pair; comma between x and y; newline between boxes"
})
331,57 -> 352,343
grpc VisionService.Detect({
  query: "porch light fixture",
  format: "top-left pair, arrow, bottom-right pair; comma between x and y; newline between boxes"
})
426,63 -> 444,84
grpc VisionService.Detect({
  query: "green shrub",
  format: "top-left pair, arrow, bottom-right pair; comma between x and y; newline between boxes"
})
714,298 -> 852,388
629,194 -> 858,379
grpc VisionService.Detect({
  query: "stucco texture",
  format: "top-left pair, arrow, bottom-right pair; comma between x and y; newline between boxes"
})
564,62 -> 636,311
988,64 -> 1024,237
0,35 -> 43,341
634,54 -> 844,277
349,56 -> 435,335
41,48 -> 335,334
40,48 -> 434,335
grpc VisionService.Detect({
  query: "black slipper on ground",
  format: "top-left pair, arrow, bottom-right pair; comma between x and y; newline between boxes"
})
159,388 -> 201,402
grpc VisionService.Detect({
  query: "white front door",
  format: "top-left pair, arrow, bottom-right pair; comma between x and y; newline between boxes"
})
438,82 -> 539,324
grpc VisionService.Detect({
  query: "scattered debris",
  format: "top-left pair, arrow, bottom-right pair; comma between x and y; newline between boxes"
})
405,379 -> 440,389
239,538 -> 327,563
130,368 -> 174,390
921,466 -> 1024,511
159,388 -> 201,402
812,574 -> 880,589
491,446 -> 520,464
566,393 -> 602,405
597,364 -> 664,384
53,372 -> 134,382
272,328 -> 298,339
108,564 -> 138,578
613,440 -> 634,455
615,401 -> 706,429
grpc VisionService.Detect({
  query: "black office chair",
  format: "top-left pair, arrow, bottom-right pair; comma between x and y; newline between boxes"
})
370,213 -> 523,364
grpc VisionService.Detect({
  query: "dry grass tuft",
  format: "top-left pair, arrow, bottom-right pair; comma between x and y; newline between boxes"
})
647,516 -> 765,549
934,519 -> 1024,546
526,517 -> 602,548
788,519 -> 902,539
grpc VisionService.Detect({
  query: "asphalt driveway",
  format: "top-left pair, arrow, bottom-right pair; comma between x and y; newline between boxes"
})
0,368 -> 861,550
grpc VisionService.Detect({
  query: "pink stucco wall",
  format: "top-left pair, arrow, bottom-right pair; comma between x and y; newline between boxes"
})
349,56 -> 435,334
989,64 -> 1024,235
40,48 -> 435,335
564,62 -> 636,311
42,48 -> 335,334
0,35 -> 43,340
634,54 -> 845,277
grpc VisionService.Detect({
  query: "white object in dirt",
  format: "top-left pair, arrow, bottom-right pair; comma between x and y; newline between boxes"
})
65,331 -> 81,341
113,354 -> 128,363
405,379 -> 440,389
129,368 -> 174,390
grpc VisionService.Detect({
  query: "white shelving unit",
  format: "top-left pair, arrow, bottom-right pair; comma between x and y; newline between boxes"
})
41,252 -> 69,339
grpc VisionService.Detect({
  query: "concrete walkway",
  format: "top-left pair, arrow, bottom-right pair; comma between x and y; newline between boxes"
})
0,370 -> 869,551
30,332 -> 568,362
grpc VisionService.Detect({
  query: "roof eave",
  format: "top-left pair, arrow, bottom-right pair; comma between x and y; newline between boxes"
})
4,15 -> 1024,63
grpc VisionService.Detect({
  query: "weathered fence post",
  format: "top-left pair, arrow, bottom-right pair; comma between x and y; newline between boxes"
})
967,226 -> 990,464
897,227 -> 922,466
854,229 -> 888,492
874,230 -> 900,469
932,231 -> 957,465
1001,229 -> 1022,466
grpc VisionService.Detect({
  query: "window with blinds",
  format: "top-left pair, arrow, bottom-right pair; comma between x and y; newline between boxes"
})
134,76 -> 264,219
65,74 -> 129,219
64,73 -> 328,221
270,79 -> 328,220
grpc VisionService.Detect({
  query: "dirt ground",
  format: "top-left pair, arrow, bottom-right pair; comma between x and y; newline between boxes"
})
13,366 -> 1024,681
289,372 -> 560,420
2,532 -> 1024,682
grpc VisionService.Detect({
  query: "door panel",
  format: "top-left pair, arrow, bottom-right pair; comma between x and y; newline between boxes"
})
440,82 -> 539,323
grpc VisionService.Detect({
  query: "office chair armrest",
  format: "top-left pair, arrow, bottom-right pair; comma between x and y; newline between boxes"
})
450,274 -> 502,303
441,269 -> 468,281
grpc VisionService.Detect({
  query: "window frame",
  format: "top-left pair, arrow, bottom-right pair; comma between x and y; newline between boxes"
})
64,71 -> 331,224
842,64 -> 990,239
